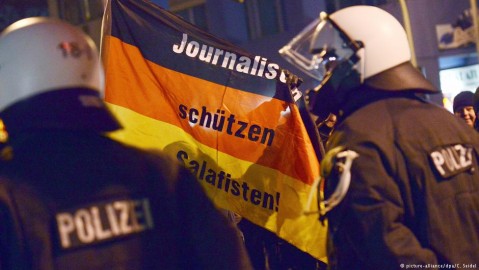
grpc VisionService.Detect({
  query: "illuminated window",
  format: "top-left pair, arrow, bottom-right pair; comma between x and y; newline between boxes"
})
169,0 -> 208,31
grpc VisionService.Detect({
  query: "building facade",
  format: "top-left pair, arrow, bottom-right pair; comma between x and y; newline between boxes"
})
2,0 -> 478,107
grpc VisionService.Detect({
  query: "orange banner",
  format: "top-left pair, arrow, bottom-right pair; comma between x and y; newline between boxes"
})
102,0 -> 327,262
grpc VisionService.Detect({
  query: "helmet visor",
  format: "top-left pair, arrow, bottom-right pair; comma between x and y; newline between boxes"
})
279,14 -> 361,82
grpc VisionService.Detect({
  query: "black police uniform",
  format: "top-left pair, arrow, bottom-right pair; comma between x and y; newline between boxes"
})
323,86 -> 479,270
0,88 -> 252,270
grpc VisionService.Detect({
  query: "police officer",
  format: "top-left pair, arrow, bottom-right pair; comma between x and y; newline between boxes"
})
0,18 -> 252,270
281,5 -> 479,270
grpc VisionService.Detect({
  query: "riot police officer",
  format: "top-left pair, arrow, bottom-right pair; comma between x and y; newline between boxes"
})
281,5 -> 479,270
0,17 -> 251,270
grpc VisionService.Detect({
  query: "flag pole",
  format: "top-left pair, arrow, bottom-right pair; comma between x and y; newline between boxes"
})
100,0 -> 112,72
399,0 -> 417,68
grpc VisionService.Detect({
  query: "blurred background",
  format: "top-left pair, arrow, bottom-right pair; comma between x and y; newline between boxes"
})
1,0 -> 479,109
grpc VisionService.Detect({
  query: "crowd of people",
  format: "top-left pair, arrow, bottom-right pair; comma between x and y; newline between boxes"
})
0,4 -> 478,270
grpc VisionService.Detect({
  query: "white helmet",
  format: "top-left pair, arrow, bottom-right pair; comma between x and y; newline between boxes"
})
280,5 -> 411,82
0,17 -> 103,111
326,5 -> 411,79
279,5 -> 417,119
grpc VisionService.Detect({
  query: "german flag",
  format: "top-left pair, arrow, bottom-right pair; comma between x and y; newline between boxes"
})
101,0 -> 327,262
